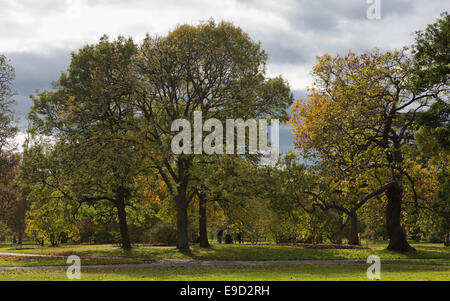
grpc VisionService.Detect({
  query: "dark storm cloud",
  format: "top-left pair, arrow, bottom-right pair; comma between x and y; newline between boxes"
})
5,47 -> 72,95
4,47 -> 73,129
279,125 -> 294,154
12,94 -> 33,129
252,29 -> 313,65
278,89 -> 306,154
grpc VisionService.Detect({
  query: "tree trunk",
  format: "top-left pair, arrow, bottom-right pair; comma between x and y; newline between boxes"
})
176,185 -> 190,251
347,212 -> 359,245
333,214 -> 346,244
174,157 -> 191,252
18,230 -> 23,245
198,193 -> 210,248
116,197 -> 131,250
385,182 -> 415,251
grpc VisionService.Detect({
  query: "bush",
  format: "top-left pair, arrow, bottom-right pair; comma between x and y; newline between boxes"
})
0,221 -> 10,241
149,222 -> 177,245
426,233 -> 444,243
94,224 -> 117,244
76,218 -> 96,243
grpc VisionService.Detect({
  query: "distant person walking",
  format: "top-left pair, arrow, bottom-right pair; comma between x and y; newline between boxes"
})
217,229 -> 224,244
237,232 -> 242,244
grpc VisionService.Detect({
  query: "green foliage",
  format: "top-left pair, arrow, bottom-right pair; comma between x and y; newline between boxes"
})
25,36 -> 147,249
412,12 -> 449,91
25,198 -> 79,247
412,12 -> 450,244
431,171 -> 450,244
415,100 -> 450,161
76,218 -> 96,243
10,15 -> 450,253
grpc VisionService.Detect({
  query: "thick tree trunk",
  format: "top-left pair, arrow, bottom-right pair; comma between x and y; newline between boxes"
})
116,197 -> 131,250
347,213 -> 359,245
198,193 -> 210,248
18,231 -> 23,245
332,214 -> 347,244
444,229 -> 449,247
334,230 -> 344,245
385,182 -> 415,251
174,158 -> 191,252
176,197 -> 190,251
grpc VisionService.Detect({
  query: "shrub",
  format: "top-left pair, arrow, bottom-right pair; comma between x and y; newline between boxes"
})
149,222 -> 177,245
426,233 -> 444,243
0,221 -> 10,241
76,218 -> 96,243
94,224 -> 117,244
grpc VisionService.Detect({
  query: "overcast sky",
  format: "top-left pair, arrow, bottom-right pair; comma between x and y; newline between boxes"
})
1,0 -> 448,152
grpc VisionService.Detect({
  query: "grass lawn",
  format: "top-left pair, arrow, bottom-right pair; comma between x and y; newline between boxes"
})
0,241 -> 448,281
0,264 -> 448,281
0,255 -> 150,267
1,241 -> 449,263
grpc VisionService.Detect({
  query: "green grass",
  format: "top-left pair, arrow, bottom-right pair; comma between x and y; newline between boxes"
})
0,255 -> 150,267
0,264 -> 448,281
1,241 -> 449,263
1,241 -> 448,281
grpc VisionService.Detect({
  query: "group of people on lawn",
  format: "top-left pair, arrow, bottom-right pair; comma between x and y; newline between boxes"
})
217,229 -> 242,244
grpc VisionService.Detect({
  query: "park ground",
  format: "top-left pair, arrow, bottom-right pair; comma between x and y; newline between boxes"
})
0,240 -> 448,281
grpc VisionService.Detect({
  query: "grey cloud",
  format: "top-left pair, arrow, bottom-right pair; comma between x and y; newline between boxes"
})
252,30 -> 313,65
5,47 -> 72,95
279,124 -> 294,154
0,0 -> 70,16
240,0 -> 415,32
0,20 -> 29,38
0,1 -> 72,45
238,0 -> 419,66
291,89 -> 306,101
11,94 -> 33,130
4,47 -> 73,130
82,0 -> 144,6
278,89 -> 305,153
15,0 -> 70,14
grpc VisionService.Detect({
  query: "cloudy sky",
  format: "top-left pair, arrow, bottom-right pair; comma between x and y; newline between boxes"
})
1,0 -> 448,152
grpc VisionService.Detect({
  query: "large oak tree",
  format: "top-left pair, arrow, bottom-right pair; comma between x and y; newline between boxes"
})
28,37 -> 143,249
290,49 -> 446,251
134,20 -> 293,250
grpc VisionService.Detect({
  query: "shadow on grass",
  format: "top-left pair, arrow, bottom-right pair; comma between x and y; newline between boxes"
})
66,263 -> 450,281
2,242 -> 448,262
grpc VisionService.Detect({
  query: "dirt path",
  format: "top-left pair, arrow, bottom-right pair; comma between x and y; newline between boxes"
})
0,252 -> 65,258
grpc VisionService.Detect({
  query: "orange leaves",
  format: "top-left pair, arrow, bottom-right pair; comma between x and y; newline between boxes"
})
289,49 -> 409,165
